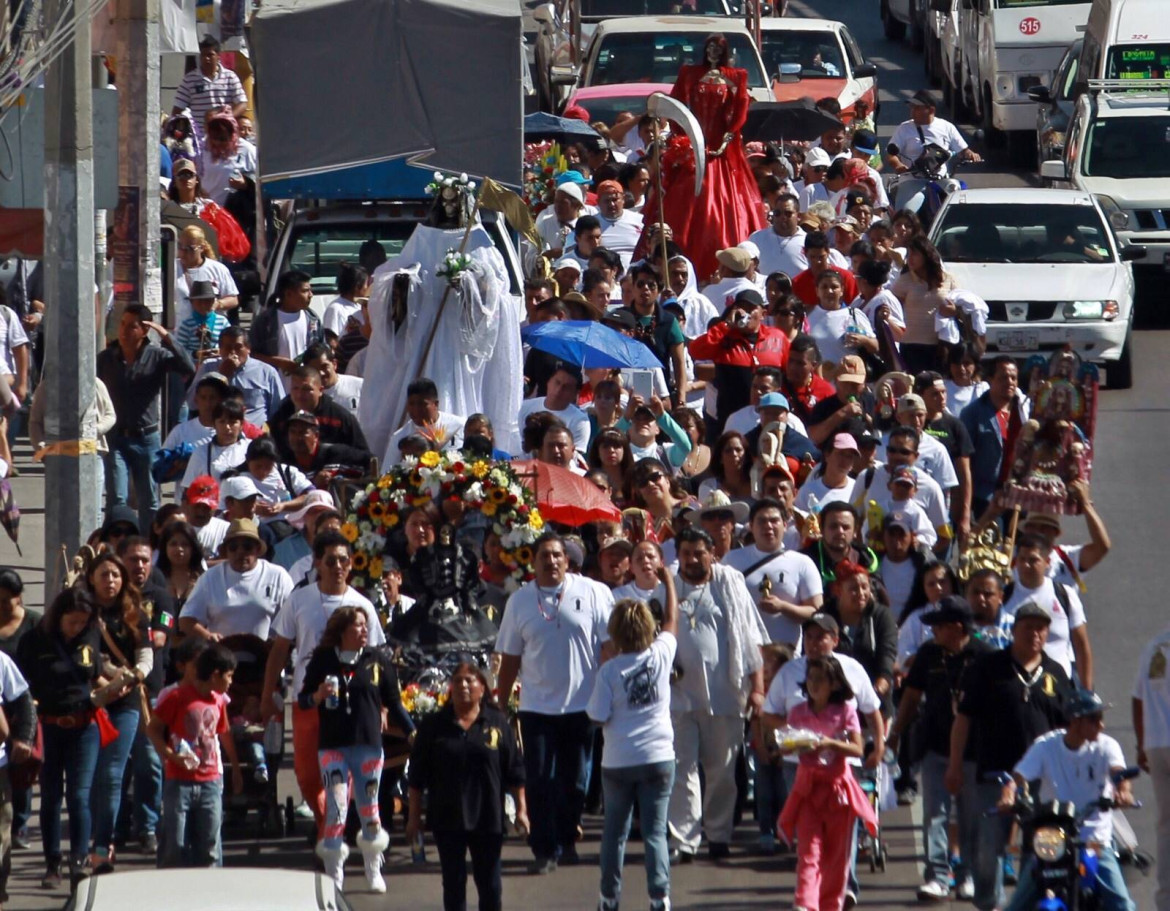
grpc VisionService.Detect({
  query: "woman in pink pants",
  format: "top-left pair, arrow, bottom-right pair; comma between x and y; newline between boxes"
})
778,656 -> 879,911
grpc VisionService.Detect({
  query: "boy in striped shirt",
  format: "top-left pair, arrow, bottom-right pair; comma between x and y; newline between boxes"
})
176,280 -> 229,363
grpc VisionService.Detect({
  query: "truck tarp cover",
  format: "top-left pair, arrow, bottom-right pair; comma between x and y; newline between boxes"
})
251,0 -> 522,187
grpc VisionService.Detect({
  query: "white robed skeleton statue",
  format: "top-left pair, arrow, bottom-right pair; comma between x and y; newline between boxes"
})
359,173 -> 523,457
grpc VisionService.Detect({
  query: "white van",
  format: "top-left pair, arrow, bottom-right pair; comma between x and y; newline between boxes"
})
1078,0 -> 1170,87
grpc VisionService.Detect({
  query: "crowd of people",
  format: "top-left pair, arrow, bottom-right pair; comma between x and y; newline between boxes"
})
0,22 -> 1159,911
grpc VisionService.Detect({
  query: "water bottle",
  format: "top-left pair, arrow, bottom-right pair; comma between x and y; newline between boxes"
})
264,692 -> 284,754
324,675 -> 340,710
411,831 -> 427,864
175,738 -> 199,771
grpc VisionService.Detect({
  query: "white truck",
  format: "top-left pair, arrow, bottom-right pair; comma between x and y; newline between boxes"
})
958,0 -> 1091,147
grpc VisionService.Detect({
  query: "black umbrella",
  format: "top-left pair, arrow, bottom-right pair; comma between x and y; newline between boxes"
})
741,99 -> 843,144
523,112 -> 602,147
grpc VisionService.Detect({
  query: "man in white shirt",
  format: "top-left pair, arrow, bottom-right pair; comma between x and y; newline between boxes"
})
1004,534 -> 1092,684
701,247 -> 758,313
535,183 -> 594,255
517,364 -> 590,455
384,377 -> 465,466
801,157 -> 852,214
1000,691 -> 1134,911
261,531 -> 384,843
495,535 -> 614,873
302,343 -> 362,416
595,180 -> 643,269
747,193 -> 807,278
886,90 -> 981,177
178,518 -> 295,640
170,35 -> 248,144
320,264 -> 369,339
887,394 -> 959,496
723,499 -> 823,647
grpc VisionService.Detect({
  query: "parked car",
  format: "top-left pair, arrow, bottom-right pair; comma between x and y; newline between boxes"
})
65,868 -> 355,911
533,0 -> 732,112
931,187 -> 1140,389
1028,39 -> 1082,174
758,17 -> 878,122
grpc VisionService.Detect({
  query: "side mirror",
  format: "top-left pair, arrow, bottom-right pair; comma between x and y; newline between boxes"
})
853,63 -> 877,79
1027,85 -> 1052,103
1040,160 -> 1067,181
1119,246 -> 1146,262
550,66 -> 579,87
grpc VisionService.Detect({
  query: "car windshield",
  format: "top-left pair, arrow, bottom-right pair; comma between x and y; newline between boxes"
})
934,204 -> 1114,264
760,30 -> 846,80
281,225 -> 412,295
1083,115 -> 1170,179
592,32 -> 766,87
581,0 -> 726,16
1106,44 -> 1170,80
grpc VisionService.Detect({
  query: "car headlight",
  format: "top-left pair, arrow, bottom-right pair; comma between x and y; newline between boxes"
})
1063,300 -> 1119,320
1032,827 -> 1067,863
1096,195 -> 1130,231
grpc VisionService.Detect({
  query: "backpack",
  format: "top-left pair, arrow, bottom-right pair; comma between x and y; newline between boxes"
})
1003,581 -> 1072,618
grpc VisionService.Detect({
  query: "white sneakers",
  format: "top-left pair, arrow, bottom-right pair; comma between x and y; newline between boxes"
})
917,880 -> 951,901
315,841 -> 349,891
358,827 -> 391,894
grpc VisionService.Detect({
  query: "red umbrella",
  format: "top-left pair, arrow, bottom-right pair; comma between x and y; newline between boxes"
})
512,460 -> 621,527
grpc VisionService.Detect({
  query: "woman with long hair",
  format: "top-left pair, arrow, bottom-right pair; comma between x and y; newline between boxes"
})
407,658 -> 528,911
156,521 -> 206,609
148,504 -> 187,559
697,430 -> 755,502
300,606 -> 411,892
85,553 -> 152,873
892,236 -> 957,373
670,408 -> 711,485
630,457 -> 697,550
588,427 -> 635,507
803,268 -> 878,370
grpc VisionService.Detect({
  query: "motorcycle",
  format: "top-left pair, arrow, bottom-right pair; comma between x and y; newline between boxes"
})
992,767 -> 1146,910
886,141 -> 973,229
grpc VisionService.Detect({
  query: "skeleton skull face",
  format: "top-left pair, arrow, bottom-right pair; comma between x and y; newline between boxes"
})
440,186 -> 460,220
705,38 -> 723,65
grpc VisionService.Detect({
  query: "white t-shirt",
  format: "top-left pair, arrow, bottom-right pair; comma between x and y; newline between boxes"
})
795,473 -> 855,514
516,398 -> 590,454
723,407 -> 808,439
162,417 -> 215,452
853,464 -> 950,541
856,289 -> 906,333
180,559 -> 295,639
271,585 -> 385,695
1015,730 -> 1125,844
805,305 -> 875,367
722,545 -> 822,646
747,228 -> 807,278
862,494 -> 937,547
0,651 -> 29,767
0,305 -> 29,376
179,437 -> 251,490
701,276 -> 758,313
587,632 -> 677,769
944,380 -> 989,417
888,117 -> 968,174
495,574 -> 613,715
1003,578 -> 1086,677
1048,544 -> 1084,589
199,138 -> 258,205
277,309 -> 310,362
321,297 -> 362,338
879,556 -> 918,618
612,581 -> 665,608
194,517 -> 230,558
324,375 -> 363,415
764,652 -> 881,766
384,411 -> 466,466
244,465 -> 313,511
800,181 -> 841,213
1134,627 -> 1170,750
896,606 -> 934,670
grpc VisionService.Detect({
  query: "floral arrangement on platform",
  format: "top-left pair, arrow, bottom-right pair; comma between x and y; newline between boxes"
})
341,453 -> 544,592
436,248 -> 474,287
522,141 -> 567,214
400,681 -> 448,718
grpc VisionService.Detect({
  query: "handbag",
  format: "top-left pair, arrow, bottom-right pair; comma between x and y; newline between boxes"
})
94,707 -> 119,748
98,619 -> 153,725
7,720 -> 44,790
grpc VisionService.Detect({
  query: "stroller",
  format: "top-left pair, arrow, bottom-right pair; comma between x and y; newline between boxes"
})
220,634 -> 290,839
857,754 -> 892,873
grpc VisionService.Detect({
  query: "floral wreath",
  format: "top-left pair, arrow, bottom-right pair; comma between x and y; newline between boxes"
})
341,451 -> 544,593
425,170 -> 477,199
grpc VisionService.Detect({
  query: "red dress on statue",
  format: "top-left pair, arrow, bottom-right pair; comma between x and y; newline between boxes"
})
645,64 -> 765,282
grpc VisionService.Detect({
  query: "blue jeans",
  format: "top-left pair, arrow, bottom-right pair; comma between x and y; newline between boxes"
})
598,760 -> 674,911
132,722 -> 164,837
160,777 -> 224,867
91,702 -> 140,858
40,720 -> 100,865
11,780 -> 31,840
518,711 -> 593,860
921,752 -> 978,886
755,758 -> 786,837
974,778 -> 1012,911
1006,841 -> 1135,911
105,429 -> 161,534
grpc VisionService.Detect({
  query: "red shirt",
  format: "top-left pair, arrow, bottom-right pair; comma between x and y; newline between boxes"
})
688,321 -> 790,368
792,266 -> 858,309
781,373 -> 837,424
154,683 -> 229,783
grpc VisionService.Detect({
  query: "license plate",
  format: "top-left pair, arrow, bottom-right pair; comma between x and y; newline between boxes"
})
998,331 -> 1039,352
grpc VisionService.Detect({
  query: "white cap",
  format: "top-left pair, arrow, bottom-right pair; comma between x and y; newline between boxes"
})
805,147 -> 832,168
737,240 -> 761,261
220,475 -> 262,503
556,183 -> 585,206
552,257 -> 583,274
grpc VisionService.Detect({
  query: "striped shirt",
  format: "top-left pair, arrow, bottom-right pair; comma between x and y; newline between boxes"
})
173,65 -> 247,140
176,311 -> 230,359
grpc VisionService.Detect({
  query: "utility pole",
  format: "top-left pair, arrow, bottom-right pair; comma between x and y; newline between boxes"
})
113,0 -> 161,317
42,0 -> 98,594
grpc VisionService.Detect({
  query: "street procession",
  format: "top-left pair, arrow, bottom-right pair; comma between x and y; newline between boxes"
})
1,0 -> 1170,907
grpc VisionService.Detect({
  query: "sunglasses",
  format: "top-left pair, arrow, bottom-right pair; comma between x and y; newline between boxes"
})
177,172 -> 197,180
771,210 -> 797,218
636,280 -> 659,290
886,446 -> 916,456
638,472 -> 665,487
321,555 -> 351,568
225,539 -> 260,553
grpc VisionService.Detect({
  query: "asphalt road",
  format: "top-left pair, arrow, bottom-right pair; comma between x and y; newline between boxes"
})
8,0 -> 1166,908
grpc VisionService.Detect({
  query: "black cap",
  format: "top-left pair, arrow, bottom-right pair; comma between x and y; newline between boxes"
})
910,90 -> 936,108
602,308 -> 637,330
732,288 -> 765,310
920,595 -> 974,628
851,129 -> 879,155
803,612 -> 839,634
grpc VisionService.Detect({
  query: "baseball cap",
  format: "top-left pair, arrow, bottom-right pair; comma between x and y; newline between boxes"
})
882,511 -> 914,534
737,240 -> 761,261
757,392 -> 790,412
552,257 -> 583,274
184,475 -> 220,509
851,129 -> 879,157
692,490 -> 749,524
598,533 -> 633,556
920,595 -> 974,628
831,432 -> 860,453
174,157 -> 197,176
601,308 -> 637,331
897,393 -> 927,414
556,183 -> 585,206
1067,689 -> 1112,718
1014,599 -> 1052,625
716,247 -> 752,274
803,612 -> 839,634
732,288 -> 765,310
220,475 -> 262,502
832,215 -> 860,235
223,517 -> 263,546
834,354 -> 867,384
910,90 -> 936,108
890,465 -> 917,487
1023,512 -> 1062,533
805,147 -> 832,169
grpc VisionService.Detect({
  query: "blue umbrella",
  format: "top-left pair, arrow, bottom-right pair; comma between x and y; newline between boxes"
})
522,320 -> 665,370
523,112 -> 602,146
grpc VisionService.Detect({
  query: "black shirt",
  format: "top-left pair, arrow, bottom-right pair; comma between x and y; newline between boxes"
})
925,413 -> 974,463
96,339 -> 196,435
269,395 -> 369,460
98,603 -> 151,708
0,609 -> 40,661
808,390 -> 878,439
956,648 -> 1071,779
15,624 -> 101,715
408,703 -> 524,834
139,581 -> 177,698
904,637 -> 993,759
299,646 -> 413,749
